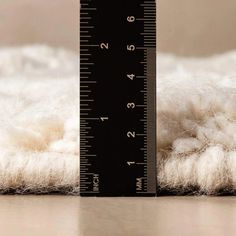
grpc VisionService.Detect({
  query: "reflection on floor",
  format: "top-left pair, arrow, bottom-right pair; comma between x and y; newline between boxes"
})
0,196 -> 235,236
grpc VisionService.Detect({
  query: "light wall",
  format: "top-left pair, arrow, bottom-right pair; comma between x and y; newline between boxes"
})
1,0 -> 235,56
0,0 -> 78,50
158,0 -> 236,56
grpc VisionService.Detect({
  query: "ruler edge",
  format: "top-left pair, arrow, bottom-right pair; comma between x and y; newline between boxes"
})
79,0 -> 157,196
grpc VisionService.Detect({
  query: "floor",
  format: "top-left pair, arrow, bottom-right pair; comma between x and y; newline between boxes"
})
0,196 -> 236,236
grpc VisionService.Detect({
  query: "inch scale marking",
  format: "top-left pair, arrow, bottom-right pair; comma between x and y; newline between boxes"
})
80,0 -> 156,196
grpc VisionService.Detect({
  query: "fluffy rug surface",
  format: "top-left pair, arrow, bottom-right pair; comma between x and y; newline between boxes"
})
0,45 -> 79,193
158,51 -> 236,194
1,45 -> 236,195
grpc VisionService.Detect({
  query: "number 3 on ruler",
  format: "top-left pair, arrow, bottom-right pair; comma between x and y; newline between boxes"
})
127,103 -> 135,109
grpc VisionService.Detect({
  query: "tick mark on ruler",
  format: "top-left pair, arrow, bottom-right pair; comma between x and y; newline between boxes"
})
82,8 -> 97,10
80,44 -> 99,47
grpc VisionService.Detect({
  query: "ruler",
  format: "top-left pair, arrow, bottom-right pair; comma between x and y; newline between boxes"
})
80,0 -> 156,196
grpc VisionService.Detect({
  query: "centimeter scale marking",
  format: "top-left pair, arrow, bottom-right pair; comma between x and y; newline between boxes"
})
80,0 -> 156,196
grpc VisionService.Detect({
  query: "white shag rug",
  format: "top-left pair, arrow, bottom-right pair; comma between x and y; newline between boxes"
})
1,45 -> 236,195
0,45 -> 79,193
158,51 -> 236,195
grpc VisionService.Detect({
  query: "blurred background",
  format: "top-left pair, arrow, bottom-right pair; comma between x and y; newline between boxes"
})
0,0 -> 78,50
1,0 -> 236,56
158,0 -> 236,56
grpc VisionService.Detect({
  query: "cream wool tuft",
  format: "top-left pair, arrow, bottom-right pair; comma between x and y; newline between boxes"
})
0,45 -> 79,193
158,52 -> 236,194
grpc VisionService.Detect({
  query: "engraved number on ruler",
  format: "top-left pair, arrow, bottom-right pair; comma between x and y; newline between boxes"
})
100,43 -> 109,49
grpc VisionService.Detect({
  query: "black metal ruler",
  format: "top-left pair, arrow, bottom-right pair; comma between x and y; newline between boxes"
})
80,0 -> 156,196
